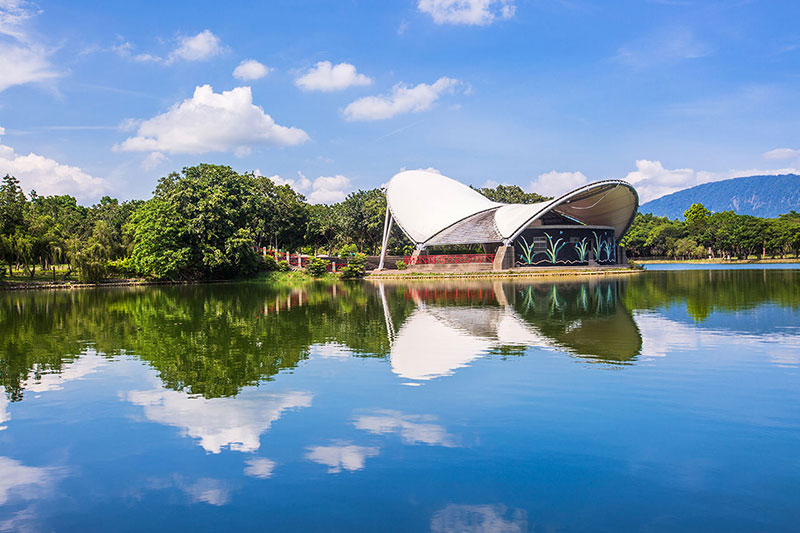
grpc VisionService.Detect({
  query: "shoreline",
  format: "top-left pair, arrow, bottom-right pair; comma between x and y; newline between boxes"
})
367,266 -> 642,281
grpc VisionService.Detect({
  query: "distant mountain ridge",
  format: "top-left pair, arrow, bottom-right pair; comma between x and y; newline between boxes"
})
639,174 -> 800,219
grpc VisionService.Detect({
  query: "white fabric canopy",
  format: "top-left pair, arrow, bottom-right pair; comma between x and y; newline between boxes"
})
384,170 -> 638,246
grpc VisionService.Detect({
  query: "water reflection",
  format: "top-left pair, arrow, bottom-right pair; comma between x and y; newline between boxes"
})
1,270 -> 798,403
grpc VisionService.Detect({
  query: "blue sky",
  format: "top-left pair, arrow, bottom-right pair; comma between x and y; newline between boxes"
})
1,0 -> 799,204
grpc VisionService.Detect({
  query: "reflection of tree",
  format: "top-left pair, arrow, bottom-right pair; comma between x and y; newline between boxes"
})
0,283 -> 402,401
621,269 -> 800,321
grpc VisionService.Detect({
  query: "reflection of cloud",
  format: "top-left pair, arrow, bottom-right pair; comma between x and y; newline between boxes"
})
126,381 -> 312,453
243,457 -> 276,479
310,342 -> 353,358
178,477 -> 230,506
353,410 -> 456,447
431,504 -> 528,533
23,352 -> 108,393
305,443 -> 379,473
635,312 -> 800,366
0,456 -> 58,505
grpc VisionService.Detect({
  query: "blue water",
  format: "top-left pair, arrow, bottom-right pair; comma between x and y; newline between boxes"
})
1,270 -> 799,531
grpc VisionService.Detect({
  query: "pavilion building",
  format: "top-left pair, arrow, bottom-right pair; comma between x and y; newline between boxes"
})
377,169 -> 638,270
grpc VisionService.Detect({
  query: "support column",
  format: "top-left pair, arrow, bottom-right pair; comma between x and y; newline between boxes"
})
492,245 -> 514,271
377,206 -> 393,271
409,248 -> 422,266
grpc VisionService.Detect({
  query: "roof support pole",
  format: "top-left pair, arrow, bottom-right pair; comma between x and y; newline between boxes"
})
377,205 -> 393,271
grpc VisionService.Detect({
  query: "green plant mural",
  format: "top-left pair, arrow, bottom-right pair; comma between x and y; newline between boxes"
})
591,231 -> 602,261
538,232 -> 566,264
574,238 -> 590,262
518,236 -> 536,265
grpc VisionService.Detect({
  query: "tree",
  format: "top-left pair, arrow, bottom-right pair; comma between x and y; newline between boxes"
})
128,165 -> 261,279
475,184 -> 550,204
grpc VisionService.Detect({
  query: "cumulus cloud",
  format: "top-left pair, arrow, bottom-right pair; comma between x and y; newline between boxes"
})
233,59 -> 271,81
0,128 -> 110,200
169,29 -> 222,62
528,170 -> 588,198
0,0 -> 60,92
418,0 -> 516,25
306,443 -> 379,473
763,148 -> 800,161
0,456 -> 59,505
431,504 -> 528,533
295,61 -> 372,92
344,77 -> 460,121
261,171 -> 351,204
307,175 -> 351,204
115,85 -> 309,155
624,159 -> 800,203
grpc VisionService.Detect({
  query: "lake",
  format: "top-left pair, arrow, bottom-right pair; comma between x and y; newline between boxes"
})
1,268 -> 799,531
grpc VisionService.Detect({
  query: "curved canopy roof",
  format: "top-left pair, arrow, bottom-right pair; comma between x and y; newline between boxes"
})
385,170 -> 639,246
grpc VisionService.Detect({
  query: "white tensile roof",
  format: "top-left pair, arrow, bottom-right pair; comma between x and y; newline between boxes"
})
384,169 -> 639,246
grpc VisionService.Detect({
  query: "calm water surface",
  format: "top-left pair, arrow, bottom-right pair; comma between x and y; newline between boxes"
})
1,269 -> 799,531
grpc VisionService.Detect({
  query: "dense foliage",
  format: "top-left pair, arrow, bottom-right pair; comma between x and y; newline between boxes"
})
622,203 -> 800,259
3,165 -> 798,283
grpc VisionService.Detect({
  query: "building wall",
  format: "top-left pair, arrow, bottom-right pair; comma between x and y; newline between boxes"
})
513,226 -> 616,266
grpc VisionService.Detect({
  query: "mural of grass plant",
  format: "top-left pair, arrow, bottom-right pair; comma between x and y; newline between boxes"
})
539,232 -> 566,264
574,238 -> 590,262
518,236 -> 535,265
591,231 -> 602,261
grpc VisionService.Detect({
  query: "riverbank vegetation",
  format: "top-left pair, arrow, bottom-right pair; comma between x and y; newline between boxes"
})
2,164 -> 799,284
621,203 -> 800,260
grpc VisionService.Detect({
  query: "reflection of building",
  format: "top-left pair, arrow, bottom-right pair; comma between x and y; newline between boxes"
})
378,281 -> 642,381
378,170 -> 638,270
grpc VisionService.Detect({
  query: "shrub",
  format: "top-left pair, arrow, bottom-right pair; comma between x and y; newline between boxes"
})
338,243 -> 358,258
261,255 -> 278,271
277,260 -> 291,272
340,253 -> 367,279
395,260 -> 407,270
305,257 -> 329,277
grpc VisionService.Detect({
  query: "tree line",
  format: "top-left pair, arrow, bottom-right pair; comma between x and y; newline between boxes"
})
3,163 -> 796,283
0,164 -> 548,282
621,203 -> 800,259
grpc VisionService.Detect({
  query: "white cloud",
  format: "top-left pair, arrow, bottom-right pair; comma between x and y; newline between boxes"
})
115,85 -> 309,154
258,172 -> 351,204
353,410 -> 456,447
169,29 -> 222,62
243,457 -> 276,479
307,175 -> 351,204
0,0 -> 60,92
126,380 -> 312,453
305,443 -> 379,473
295,61 -> 372,92
343,77 -> 460,121
625,160 -> 800,203
0,128 -> 111,200
763,148 -> 800,161
233,59 -> 271,81
141,151 -> 167,170
528,170 -> 588,198
418,0 -> 516,26
118,30 -> 224,65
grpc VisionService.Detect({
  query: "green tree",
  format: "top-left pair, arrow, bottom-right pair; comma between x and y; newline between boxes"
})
475,184 -> 550,204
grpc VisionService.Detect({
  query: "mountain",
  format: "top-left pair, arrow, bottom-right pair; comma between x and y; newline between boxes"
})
639,174 -> 800,219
